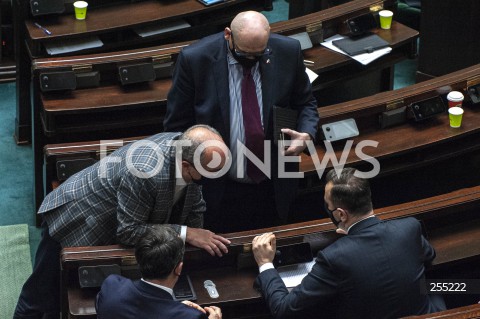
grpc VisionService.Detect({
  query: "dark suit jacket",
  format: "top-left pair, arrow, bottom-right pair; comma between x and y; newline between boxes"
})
96,275 -> 207,319
164,32 -> 319,220
256,217 -> 446,319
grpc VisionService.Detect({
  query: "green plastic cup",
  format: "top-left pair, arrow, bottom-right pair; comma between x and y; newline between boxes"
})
448,106 -> 464,128
379,10 -> 393,29
74,1 -> 88,20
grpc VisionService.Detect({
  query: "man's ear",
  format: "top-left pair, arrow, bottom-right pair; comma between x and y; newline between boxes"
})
224,27 -> 232,40
174,261 -> 183,277
337,208 -> 349,222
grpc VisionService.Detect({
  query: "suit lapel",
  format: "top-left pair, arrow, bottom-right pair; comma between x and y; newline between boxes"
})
212,38 -> 231,143
260,48 -> 275,136
151,144 -> 177,224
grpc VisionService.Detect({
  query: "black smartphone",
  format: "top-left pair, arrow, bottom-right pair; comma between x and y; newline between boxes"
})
173,274 -> 197,301
346,13 -> 378,36
273,242 -> 313,267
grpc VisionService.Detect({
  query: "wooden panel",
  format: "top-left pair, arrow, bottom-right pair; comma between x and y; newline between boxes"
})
402,304 -> 480,319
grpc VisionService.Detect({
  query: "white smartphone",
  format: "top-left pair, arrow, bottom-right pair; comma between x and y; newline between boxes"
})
321,118 -> 359,141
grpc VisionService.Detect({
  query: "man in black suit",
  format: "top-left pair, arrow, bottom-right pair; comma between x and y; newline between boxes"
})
164,11 -> 319,232
252,167 -> 446,319
96,225 -> 222,319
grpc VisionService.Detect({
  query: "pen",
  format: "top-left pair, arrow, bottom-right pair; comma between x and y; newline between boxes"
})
34,23 -> 52,35
303,59 -> 314,65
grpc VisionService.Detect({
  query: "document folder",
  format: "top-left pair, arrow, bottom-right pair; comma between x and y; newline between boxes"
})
332,33 -> 389,56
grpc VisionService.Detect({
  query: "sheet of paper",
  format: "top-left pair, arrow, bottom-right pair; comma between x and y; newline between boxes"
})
278,260 -> 316,288
134,20 -> 191,38
44,36 -> 103,55
321,34 -> 392,65
305,67 -> 318,83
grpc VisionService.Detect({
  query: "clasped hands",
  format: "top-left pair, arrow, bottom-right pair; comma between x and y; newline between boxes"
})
182,300 -> 222,319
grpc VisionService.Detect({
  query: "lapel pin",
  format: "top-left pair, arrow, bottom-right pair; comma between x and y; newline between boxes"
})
266,59 -> 271,64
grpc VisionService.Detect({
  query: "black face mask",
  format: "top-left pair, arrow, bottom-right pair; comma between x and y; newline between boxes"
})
324,202 -> 341,227
230,47 -> 261,69
191,177 -> 205,186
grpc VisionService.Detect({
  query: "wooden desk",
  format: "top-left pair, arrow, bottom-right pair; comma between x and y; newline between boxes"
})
61,184 -> 480,318
14,0 -> 271,144
25,0 -> 272,58
17,0 -> 405,145
298,64 -> 480,199
403,304 -> 480,319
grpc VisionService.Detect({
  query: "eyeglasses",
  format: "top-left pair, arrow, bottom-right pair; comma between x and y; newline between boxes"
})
231,33 -> 271,57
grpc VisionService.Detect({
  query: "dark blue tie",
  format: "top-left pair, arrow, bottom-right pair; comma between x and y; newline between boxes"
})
241,66 -> 265,183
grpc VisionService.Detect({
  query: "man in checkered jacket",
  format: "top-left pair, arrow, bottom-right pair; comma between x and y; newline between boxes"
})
14,125 -> 231,319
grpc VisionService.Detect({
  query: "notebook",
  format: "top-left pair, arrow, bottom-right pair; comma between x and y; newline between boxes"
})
332,33 -> 389,56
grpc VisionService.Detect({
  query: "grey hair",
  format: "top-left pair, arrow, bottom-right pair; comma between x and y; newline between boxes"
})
179,124 -> 222,164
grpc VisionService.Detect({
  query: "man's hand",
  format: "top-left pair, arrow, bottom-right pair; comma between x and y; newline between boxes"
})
182,300 -> 206,314
204,306 -> 222,319
186,228 -> 231,257
252,232 -> 276,267
182,301 -> 223,318
281,128 -> 311,156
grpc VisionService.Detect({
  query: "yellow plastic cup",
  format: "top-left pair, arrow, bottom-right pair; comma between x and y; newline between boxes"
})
74,1 -> 88,20
379,10 -> 393,29
448,106 -> 464,128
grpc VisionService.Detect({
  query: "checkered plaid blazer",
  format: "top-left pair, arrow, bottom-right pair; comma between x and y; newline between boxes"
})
39,132 -> 204,247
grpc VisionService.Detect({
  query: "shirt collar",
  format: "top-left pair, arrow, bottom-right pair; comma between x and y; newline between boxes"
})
141,278 -> 174,297
347,215 -> 376,234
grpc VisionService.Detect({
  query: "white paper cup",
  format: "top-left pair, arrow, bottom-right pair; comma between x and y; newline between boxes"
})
447,91 -> 464,108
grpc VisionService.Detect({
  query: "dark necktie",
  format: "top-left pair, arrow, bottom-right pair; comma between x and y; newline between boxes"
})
241,66 -> 265,183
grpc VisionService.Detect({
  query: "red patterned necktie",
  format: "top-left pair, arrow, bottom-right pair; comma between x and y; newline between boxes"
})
241,66 -> 265,183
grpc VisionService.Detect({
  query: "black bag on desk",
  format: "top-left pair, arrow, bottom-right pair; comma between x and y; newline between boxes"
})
332,33 -> 389,56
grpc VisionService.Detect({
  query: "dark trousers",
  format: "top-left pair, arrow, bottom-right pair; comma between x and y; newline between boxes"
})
14,223 -> 61,319
204,178 -> 279,233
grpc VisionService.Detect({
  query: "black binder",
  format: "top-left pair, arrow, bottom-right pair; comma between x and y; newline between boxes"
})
273,106 -> 298,146
332,33 -> 389,56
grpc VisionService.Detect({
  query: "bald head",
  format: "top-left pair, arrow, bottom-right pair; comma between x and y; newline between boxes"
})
180,125 -> 228,173
228,11 -> 270,53
182,125 -> 223,145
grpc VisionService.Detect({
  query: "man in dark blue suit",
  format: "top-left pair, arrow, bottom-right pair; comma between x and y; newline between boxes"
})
252,167 -> 446,319
96,225 -> 222,319
164,11 -> 319,232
